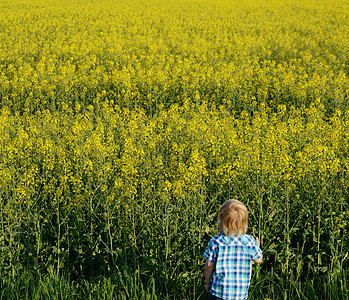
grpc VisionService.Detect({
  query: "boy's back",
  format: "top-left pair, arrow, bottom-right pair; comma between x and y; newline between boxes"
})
204,233 -> 262,300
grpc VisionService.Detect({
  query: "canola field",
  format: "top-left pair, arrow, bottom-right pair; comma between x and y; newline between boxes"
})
0,0 -> 348,299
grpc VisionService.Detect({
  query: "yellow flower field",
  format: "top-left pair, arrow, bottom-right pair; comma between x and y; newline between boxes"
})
0,0 -> 348,298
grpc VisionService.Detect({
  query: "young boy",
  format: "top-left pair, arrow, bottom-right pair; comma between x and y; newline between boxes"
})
203,199 -> 263,300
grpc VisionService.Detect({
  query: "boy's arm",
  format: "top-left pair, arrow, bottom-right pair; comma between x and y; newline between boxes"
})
253,236 -> 263,263
204,259 -> 216,292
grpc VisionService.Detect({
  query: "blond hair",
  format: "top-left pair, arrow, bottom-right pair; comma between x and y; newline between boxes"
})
218,199 -> 248,236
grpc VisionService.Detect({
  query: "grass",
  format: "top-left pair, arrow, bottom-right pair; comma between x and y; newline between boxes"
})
1,268 -> 348,299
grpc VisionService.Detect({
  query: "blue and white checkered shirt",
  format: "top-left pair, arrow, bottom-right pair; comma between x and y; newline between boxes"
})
203,233 -> 262,300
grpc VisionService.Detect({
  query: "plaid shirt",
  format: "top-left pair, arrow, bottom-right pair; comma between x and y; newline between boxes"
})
203,233 -> 262,300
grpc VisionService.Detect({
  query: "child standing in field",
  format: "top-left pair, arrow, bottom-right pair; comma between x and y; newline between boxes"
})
203,200 -> 263,300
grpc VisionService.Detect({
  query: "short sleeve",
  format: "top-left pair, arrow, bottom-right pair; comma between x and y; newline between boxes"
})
203,237 -> 218,263
250,238 -> 262,261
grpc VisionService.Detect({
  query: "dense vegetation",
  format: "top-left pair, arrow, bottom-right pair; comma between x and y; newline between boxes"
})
0,0 -> 348,299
